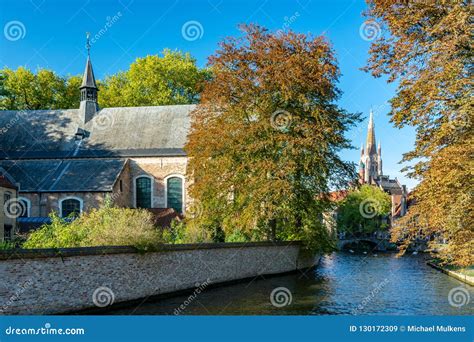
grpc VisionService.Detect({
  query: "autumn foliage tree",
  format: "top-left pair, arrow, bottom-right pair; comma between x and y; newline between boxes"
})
185,25 -> 360,251
364,1 -> 473,266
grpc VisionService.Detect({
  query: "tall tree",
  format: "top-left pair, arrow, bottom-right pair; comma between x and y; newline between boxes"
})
364,1 -> 472,266
337,185 -> 391,235
185,25 -> 360,251
99,49 -> 209,107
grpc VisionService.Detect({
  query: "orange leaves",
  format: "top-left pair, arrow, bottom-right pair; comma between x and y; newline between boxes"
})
365,0 -> 473,266
185,25 -> 359,246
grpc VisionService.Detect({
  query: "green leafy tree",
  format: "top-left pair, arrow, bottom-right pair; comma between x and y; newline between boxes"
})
185,25 -> 360,252
364,0 -> 473,266
0,50 -> 207,110
0,67 -> 80,110
337,185 -> 391,235
99,49 -> 209,107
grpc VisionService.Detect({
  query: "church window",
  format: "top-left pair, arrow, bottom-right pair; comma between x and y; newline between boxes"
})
60,197 -> 82,218
166,176 -> 184,214
135,176 -> 152,208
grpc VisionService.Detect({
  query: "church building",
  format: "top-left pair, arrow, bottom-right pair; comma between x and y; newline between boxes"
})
358,110 -> 408,218
0,50 -> 193,238
0,45 -> 408,240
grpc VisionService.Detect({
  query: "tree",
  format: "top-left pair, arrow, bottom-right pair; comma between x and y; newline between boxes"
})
336,185 -> 391,236
185,25 -> 360,252
99,49 -> 209,107
0,50 -> 207,110
364,1 -> 473,266
0,67 -> 80,110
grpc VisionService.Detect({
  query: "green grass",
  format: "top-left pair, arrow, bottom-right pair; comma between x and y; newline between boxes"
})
444,265 -> 474,277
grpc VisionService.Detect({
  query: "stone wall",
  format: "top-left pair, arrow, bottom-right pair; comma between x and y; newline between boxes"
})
0,242 -> 317,315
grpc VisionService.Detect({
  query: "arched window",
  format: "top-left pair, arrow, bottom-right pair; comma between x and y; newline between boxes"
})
135,176 -> 152,208
59,197 -> 82,218
165,175 -> 184,214
18,197 -> 30,218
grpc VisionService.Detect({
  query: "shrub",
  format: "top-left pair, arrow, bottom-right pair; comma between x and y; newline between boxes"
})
23,206 -> 163,251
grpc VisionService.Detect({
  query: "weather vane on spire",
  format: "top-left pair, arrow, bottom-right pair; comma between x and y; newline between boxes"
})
85,32 -> 91,56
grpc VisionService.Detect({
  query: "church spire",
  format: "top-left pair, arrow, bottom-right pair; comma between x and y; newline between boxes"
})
366,109 -> 376,155
80,33 -> 98,91
79,32 -> 99,124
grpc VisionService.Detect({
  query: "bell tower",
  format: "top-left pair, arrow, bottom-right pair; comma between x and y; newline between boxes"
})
79,32 -> 99,124
359,109 -> 382,184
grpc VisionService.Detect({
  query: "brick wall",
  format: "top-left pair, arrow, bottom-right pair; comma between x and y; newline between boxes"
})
0,242 -> 318,315
129,156 -> 189,209
17,155 -> 190,218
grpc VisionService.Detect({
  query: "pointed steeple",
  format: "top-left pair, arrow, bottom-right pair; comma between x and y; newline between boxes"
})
79,32 -> 99,125
80,56 -> 97,89
366,109 -> 376,155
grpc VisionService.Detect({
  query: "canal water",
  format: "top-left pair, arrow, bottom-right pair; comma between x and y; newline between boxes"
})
106,253 -> 473,315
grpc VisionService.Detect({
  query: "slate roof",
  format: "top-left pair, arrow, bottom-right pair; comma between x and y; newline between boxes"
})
0,175 -> 17,190
0,159 -> 127,192
375,177 -> 403,195
0,105 -> 194,159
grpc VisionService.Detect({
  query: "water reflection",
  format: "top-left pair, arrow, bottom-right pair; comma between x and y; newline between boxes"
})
103,253 -> 473,315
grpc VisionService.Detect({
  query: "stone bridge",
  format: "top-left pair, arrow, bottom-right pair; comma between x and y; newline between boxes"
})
337,235 -> 393,252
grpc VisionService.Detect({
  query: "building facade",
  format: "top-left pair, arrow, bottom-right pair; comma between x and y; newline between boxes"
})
0,53 -> 192,232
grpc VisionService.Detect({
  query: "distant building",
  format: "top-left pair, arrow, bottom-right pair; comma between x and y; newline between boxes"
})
0,171 -> 18,241
0,49 -> 190,233
358,110 -> 408,219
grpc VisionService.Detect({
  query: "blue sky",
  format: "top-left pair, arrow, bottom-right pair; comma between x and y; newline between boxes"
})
0,0 -> 417,189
